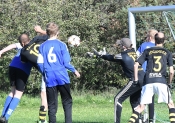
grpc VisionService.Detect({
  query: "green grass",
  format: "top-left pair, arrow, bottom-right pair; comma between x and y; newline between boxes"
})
0,90 -> 173,123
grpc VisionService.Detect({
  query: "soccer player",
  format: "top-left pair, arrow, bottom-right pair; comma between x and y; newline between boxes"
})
37,22 -> 80,123
0,33 -> 32,123
128,32 -> 175,123
20,26 -> 49,123
91,38 -> 145,123
136,29 -> 158,123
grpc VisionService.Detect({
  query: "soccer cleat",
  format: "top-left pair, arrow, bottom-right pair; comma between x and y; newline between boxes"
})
0,116 -> 8,123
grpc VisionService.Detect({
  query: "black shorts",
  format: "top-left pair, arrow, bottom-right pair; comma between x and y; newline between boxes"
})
9,66 -> 29,91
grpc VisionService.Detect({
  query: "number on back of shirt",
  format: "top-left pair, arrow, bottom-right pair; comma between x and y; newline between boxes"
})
153,56 -> 162,72
48,47 -> 57,63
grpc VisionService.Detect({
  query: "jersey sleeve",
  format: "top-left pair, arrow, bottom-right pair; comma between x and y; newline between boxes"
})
37,46 -> 44,74
30,35 -> 49,44
136,43 -> 144,56
61,43 -> 76,72
15,43 -> 22,49
136,50 -> 147,65
167,52 -> 173,67
101,54 -> 122,62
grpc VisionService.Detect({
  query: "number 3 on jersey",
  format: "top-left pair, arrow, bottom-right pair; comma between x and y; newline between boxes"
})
48,47 -> 57,63
153,56 -> 161,72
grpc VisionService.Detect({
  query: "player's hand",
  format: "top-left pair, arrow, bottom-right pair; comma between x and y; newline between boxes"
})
74,70 -> 80,78
172,53 -> 175,58
93,47 -> 106,57
34,25 -> 42,33
133,80 -> 139,85
168,83 -> 173,89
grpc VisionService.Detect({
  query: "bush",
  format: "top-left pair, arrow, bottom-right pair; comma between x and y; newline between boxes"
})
0,0 -> 174,93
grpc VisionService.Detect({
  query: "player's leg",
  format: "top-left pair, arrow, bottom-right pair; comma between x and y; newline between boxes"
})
38,77 -> 48,123
58,83 -> 72,123
1,86 -> 15,117
148,95 -> 155,123
128,104 -> 146,123
0,67 -> 27,122
114,81 -> 141,123
128,84 -> 154,123
46,86 -> 58,123
1,67 -> 16,117
156,83 -> 175,123
130,89 -> 142,123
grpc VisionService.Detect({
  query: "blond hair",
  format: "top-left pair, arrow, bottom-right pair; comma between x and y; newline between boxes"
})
146,29 -> 158,41
46,22 -> 59,37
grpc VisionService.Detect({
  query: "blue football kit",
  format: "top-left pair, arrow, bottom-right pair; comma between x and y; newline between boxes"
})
37,39 -> 76,87
136,42 -> 155,71
10,43 -> 32,75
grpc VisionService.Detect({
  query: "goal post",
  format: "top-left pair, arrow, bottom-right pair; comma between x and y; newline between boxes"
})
128,5 -> 175,49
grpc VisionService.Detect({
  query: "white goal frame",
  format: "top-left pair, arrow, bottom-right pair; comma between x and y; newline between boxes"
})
128,5 -> 175,49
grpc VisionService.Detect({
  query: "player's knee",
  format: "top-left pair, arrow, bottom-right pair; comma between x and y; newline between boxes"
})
168,102 -> 175,108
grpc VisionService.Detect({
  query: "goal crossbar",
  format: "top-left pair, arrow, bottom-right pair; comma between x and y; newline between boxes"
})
128,5 -> 175,49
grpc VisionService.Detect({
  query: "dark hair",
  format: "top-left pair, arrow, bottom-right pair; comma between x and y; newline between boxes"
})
18,32 -> 30,43
155,33 -> 165,44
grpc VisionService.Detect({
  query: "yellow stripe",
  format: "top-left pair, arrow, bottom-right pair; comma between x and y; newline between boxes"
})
132,113 -> 138,119
40,111 -> 46,114
39,116 -> 46,120
170,118 -> 175,121
129,118 -> 135,122
170,113 -> 175,116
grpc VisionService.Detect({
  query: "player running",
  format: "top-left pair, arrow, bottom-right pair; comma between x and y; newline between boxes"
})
128,32 -> 175,123
89,38 -> 145,123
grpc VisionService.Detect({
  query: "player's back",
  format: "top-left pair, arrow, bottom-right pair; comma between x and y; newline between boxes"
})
39,39 -> 71,86
120,48 -> 144,80
20,35 -> 49,69
144,46 -> 172,84
40,39 -> 68,71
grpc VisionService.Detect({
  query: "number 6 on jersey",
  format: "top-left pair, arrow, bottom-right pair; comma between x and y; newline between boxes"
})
48,47 -> 57,63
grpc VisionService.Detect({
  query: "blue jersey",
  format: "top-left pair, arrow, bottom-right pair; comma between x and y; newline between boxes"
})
9,43 -> 32,75
37,39 -> 76,87
136,42 -> 155,71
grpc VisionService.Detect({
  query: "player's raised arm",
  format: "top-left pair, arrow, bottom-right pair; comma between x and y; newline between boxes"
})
0,43 -> 20,57
34,25 -> 47,35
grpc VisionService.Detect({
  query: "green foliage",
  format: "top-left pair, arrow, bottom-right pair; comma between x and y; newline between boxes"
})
0,0 -> 175,93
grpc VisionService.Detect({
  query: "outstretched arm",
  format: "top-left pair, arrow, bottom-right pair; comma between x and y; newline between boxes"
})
0,43 -> 18,57
101,53 -> 122,62
92,48 -> 122,62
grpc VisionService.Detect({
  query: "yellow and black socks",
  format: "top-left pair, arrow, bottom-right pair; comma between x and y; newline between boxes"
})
169,108 -> 175,123
39,106 -> 47,122
128,111 -> 139,123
